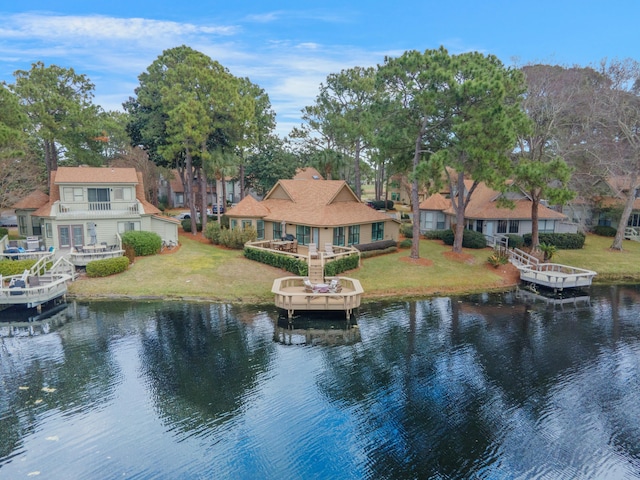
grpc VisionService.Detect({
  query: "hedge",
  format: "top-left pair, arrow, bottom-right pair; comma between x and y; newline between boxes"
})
441,229 -> 487,249
324,254 -> 360,276
523,232 -> 585,249
593,225 -> 617,237
0,227 -> 8,238
423,229 -> 449,240
400,223 -> 413,238
121,231 -> 162,256
0,259 -> 40,276
243,248 -> 308,276
181,219 -> 202,232
86,256 -> 130,277
354,240 -> 397,252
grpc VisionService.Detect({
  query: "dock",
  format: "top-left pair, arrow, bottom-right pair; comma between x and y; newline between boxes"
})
272,276 -> 364,319
0,255 -> 76,310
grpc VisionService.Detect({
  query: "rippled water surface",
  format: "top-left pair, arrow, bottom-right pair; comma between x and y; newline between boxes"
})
1,285 -> 640,479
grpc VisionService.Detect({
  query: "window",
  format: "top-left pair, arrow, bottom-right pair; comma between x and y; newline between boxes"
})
539,220 -> 555,233
628,214 -> 640,227
18,215 -> 27,236
497,220 -> 508,234
88,188 -> 110,210
242,220 -> 252,230
372,222 -> 384,241
273,222 -> 282,239
436,212 -> 445,230
348,225 -> 360,245
509,220 -> 519,234
296,225 -> 311,245
114,187 -> 132,201
31,217 -> 42,236
257,220 -> 264,239
117,221 -> 140,233
45,223 -> 52,238
476,220 -> 484,233
231,219 -> 237,229
333,227 -> 345,246
63,187 -> 83,202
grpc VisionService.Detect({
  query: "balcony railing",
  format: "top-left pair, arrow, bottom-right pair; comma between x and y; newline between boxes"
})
55,201 -> 141,218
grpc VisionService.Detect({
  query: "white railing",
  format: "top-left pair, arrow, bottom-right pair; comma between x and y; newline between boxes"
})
55,200 -> 140,218
517,263 -> 597,290
625,227 -> 640,241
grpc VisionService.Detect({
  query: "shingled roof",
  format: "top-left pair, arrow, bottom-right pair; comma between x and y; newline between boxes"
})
12,190 -> 49,210
227,179 -> 394,227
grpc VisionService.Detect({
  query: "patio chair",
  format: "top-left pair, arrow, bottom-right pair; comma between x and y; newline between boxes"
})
329,278 -> 342,293
308,243 -> 318,259
291,240 -> 298,253
303,278 -> 314,293
324,243 -> 335,257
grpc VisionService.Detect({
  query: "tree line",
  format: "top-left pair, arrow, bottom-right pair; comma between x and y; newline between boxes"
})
1,45 -> 638,252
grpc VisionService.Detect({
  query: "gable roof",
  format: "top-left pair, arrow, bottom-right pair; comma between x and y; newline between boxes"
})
420,181 -> 567,221
13,190 -> 49,210
227,179 -> 395,227
55,166 -> 139,184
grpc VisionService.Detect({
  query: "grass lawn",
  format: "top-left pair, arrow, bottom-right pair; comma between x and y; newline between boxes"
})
68,232 -> 639,304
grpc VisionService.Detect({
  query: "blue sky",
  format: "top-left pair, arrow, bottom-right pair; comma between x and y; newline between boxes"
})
1,1 -> 638,137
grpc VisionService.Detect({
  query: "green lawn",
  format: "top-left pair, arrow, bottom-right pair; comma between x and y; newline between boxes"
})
68,234 -> 640,304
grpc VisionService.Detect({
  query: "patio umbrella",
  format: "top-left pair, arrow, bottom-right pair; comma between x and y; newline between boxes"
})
88,222 -> 97,245
281,220 -> 286,240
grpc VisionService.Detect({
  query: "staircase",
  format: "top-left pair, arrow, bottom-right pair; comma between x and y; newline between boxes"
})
307,257 -> 324,284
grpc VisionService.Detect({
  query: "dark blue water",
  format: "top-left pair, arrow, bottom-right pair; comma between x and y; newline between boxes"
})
1,285 -> 640,479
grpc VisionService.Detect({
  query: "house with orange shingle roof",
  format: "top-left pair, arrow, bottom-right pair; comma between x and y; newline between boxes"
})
14,166 -> 178,251
226,179 -> 400,247
419,180 -> 575,237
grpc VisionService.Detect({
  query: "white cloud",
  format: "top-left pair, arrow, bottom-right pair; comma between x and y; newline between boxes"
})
1,13 -> 239,42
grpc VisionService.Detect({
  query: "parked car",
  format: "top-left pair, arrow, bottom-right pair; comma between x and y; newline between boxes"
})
175,212 -> 192,221
207,205 -> 225,215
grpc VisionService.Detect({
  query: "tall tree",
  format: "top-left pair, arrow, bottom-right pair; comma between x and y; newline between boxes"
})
313,66 -> 378,198
594,59 -> 640,251
0,86 -> 43,208
514,65 -> 576,250
244,136 -> 299,196
125,45 -> 246,234
8,62 -> 103,179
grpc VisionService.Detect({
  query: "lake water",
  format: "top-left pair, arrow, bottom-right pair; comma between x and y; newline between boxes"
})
1,285 -> 640,479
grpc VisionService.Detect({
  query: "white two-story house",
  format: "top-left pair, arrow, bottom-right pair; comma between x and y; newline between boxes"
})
15,166 -> 179,251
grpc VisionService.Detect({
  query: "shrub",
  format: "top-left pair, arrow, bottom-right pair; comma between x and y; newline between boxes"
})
505,234 -> 524,249
423,229 -> 449,240
354,240 -> 397,252
523,232 -> 585,249
203,221 -> 222,244
181,219 -> 202,232
400,223 -> 413,238
86,256 -> 130,277
399,239 -> 412,249
0,227 -> 8,238
487,251 -> 509,268
324,254 -> 360,276
441,229 -> 487,249
219,226 -> 257,249
121,231 -> 162,256
0,259 -> 39,276
593,225 -> 617,237
539,242 -> 558,262
243,247 -> 308,276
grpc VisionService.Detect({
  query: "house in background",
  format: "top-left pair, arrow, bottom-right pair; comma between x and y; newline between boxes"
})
13,190 -> 50,238
18,166 -> 178,251
159,169 -> 242,208
226,179 -> 400,247
574,176 -> 640,230
419,180 -> 575,237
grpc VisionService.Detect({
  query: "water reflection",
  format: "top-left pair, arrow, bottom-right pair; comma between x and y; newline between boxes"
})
0,286 -> 639,479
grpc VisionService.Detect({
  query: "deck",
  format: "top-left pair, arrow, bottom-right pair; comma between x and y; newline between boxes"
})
517,263 -> 597,291
0,255 -> 76,310
272,276 -> 364,319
